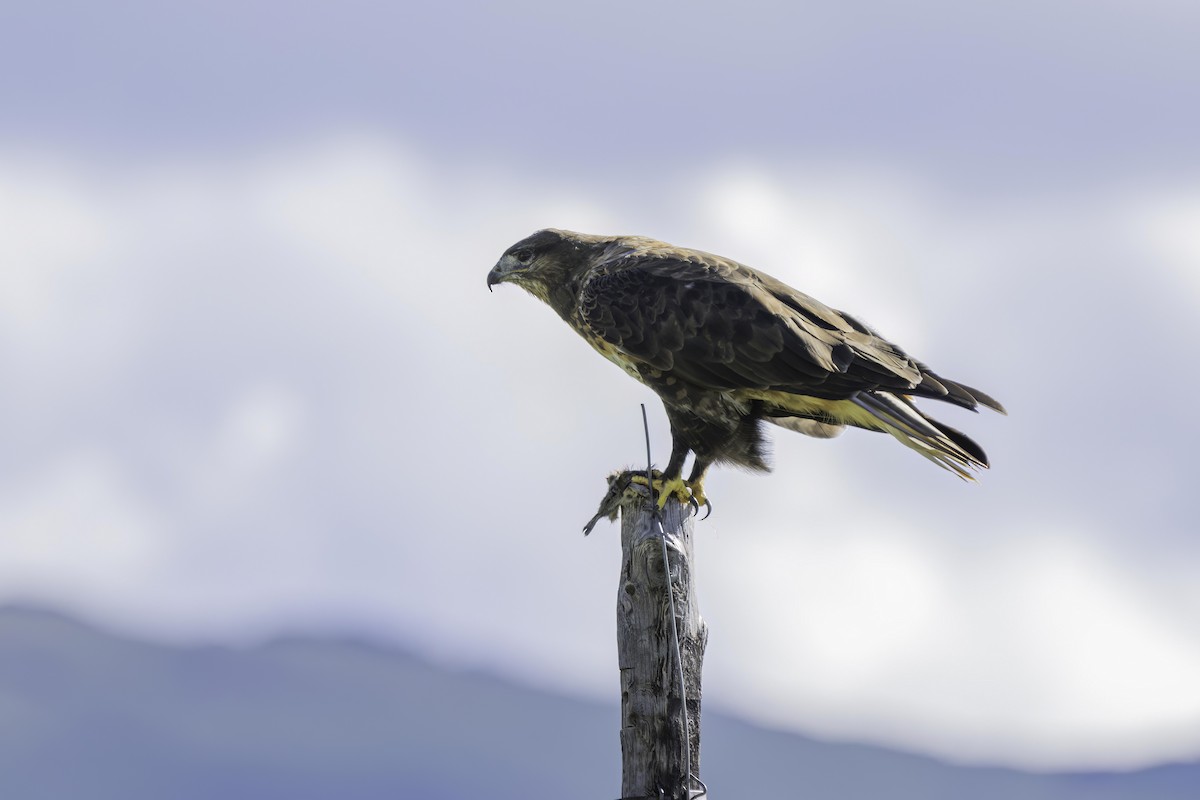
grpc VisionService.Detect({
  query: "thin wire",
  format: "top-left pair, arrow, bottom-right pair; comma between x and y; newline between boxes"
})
639,405 -> 704,800
641,404 -> 655,507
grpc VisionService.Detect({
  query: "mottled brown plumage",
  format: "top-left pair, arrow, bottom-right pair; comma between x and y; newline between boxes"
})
488,229 -> 1004,501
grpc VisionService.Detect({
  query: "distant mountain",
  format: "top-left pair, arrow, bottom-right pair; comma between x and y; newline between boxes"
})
0,606 -> 1195,800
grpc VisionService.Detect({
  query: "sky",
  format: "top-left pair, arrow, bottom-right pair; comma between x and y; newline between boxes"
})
2,0 -> 1200,773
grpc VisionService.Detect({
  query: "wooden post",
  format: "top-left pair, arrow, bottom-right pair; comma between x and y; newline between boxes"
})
612,477 -> 708,800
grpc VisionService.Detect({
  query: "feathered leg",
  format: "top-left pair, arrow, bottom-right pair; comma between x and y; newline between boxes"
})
629,419 -> 698,510
654,425 -> 697,509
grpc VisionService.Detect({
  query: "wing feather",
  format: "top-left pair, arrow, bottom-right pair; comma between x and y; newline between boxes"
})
578,242 -> 926,398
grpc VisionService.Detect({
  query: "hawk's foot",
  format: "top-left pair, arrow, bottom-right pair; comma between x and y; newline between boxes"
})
688,476 -> 712,520
629,472 -> 702,513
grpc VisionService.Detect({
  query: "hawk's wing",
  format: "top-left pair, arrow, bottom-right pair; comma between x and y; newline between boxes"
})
576,240 -> 934,400
576,239 -> 1005,414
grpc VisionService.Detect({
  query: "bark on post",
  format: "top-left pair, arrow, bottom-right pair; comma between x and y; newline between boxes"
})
616,482 -> 708,800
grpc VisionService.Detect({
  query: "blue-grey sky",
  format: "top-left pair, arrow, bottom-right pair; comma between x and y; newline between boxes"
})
2,0 -> 1199,772
4,1 -> 1198,177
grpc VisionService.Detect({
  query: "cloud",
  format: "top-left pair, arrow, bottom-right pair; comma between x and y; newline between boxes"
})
0,451 -> 165,596
0,135 -> 1198,771
694,161 -> 940,350
709,519 -> 1200,769
1125,187 -> 1200,301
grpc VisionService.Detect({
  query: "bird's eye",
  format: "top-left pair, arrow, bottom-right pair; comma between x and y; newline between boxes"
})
514,249 -> 534,265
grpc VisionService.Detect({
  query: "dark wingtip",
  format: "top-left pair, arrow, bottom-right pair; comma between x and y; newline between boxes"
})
928,373 -> 1006,416
964,385 -> 1006,415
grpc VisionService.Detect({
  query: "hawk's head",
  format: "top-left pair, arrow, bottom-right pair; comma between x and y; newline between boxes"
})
487,229 -> 603,304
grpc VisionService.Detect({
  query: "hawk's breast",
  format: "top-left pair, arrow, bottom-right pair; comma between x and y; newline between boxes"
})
580,329 -> 647,383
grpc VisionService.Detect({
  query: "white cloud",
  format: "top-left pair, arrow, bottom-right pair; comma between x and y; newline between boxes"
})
695,161 -> 942,351
707,522 -> 1200,769
0,155 -> 117,329
1125,187 -> 1200,302
193,384 -> 309,507
0,152 -> 146,390
0,452 -> 164,594
249,134 -> 427,284
0,135 -> 1198,771
711,522 -> 948,693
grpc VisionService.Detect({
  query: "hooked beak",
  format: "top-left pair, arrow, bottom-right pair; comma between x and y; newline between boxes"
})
487,258 -> 517,292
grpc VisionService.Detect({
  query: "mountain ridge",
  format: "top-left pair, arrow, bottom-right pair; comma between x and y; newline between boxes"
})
0,605 -> 1195,799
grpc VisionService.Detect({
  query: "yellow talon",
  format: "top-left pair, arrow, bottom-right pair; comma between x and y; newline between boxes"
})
656,476 -> 689,509
628,472 -> 660,489
628,472 -> 694,509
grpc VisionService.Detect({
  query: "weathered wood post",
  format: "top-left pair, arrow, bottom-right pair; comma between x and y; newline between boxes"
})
588,473 -> 708,799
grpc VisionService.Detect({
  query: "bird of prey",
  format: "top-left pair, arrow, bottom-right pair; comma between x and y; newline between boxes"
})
487,229 -> 1004,508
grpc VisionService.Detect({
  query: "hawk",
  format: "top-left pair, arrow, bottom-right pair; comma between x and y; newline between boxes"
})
487,229 -> 1004,508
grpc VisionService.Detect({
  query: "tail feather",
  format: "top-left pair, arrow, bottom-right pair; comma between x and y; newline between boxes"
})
851,391 -> 990,480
